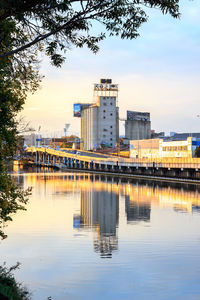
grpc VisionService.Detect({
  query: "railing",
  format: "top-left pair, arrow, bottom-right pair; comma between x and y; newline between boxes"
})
26,147 -> 200,169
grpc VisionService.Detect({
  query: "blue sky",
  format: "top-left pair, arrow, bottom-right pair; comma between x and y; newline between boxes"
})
24,0 -> 200,137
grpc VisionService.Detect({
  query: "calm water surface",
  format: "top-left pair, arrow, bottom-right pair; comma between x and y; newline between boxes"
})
1,169 -> 200,300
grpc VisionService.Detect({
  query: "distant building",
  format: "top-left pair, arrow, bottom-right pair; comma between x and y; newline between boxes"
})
74,79 -> 119,150
130,137 -> 200,159
130,138 -> 160,159
125,110 -> 151,141
167,132 -> 200,141
151,130 -> 165,139
23,133 -> 37,146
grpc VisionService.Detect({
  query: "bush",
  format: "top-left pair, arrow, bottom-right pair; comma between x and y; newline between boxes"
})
194,146 -> 200,157
0,263 -> 31,300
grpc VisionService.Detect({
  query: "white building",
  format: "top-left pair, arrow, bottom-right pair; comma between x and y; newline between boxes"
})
130,137 -> 200,159
77,79 -> 119,150
23,133 -> 37,147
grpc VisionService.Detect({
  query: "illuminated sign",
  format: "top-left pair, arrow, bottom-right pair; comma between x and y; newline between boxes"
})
94,84 -> 118,90
73,103 -> 81,117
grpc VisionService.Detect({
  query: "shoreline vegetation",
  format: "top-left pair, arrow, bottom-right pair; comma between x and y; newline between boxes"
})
0,263 -> 30,300
0,264 -> 53,300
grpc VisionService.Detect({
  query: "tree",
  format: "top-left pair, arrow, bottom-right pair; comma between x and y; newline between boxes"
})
0,0 -> 180,238
0,17 -> 39,239
0,262 -> 31,299
0,0 -> 180,66
194,146 -> 200,158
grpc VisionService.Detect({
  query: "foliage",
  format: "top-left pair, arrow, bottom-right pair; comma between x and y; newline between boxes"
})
0,262 -> 31,300
0,0 -> 180,66
16,116 -> 35,154
0,16 -> 38,240
194,146 -> 200,158
0,169 -> 31,239
59,135 -> 79,148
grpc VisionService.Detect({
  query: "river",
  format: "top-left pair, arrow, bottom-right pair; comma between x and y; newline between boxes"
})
1,168 -> 200,299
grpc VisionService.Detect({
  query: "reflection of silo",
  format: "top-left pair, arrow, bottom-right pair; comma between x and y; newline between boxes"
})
80,189 -> 119,258
125,195 -> 151,223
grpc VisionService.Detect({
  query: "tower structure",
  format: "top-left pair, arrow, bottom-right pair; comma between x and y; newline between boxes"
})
93,79 -> 118,104
125,110 -> 151,141
76,79 -> 119,150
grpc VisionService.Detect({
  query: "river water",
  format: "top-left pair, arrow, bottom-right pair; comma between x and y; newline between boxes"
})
1,169 -> 200,299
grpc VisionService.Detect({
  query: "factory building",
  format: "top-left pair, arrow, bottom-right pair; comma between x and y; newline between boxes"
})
125,111 -> 151,141
130,137 -> 200,159
74,79 -> 119,151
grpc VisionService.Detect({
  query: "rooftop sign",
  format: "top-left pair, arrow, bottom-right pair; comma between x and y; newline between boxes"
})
94,83 -> 118,90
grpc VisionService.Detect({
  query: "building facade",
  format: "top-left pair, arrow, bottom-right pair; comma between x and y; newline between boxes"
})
130,137 -> 200,159
125,111 -> 151,141
78,79 -> 119,150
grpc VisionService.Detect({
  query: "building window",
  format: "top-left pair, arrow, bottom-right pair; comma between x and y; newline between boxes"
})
103,129 -> 107,132
110,126 -> 112,128
103,116 -> 106,119
103,110 -> 106,113
110,138 -> 112,141
103,103 -> 107,106
110,102 -> 113,105
110,132 -> 112,135
110,113 -> 113,116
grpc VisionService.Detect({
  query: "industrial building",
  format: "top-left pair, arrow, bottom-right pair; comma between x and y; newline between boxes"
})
125,110 -> 151,141
74,79 -> 119,151
130,137 -> 200,159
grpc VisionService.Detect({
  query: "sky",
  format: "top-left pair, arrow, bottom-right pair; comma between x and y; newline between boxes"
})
23,0 -> 200,137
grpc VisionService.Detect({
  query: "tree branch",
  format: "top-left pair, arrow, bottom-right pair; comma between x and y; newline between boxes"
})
0,0 -> 115,58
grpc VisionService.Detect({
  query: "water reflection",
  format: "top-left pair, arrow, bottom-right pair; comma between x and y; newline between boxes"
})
6,171 -> 200,300
17,171 -> 200,216
125,195 -> 151,223
13,172 -> 200,252
78,189 -> 119,258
